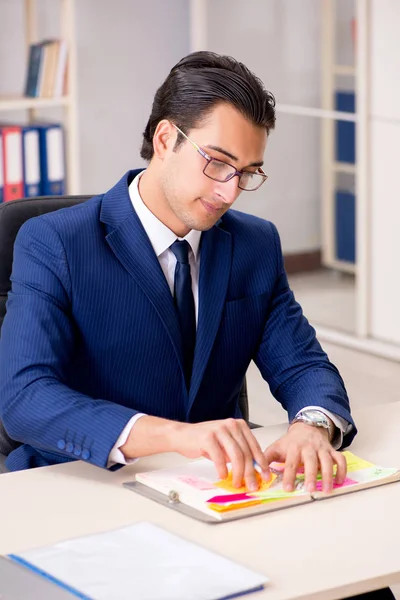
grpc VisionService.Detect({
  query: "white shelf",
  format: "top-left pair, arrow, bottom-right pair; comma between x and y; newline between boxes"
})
329,259 -> 356,274
333,64 -> 356,76
0,95 -> 71,112
333,162 -> 356,174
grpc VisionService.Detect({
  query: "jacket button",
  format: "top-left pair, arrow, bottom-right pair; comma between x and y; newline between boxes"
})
57,439 -> 66,450
82,449 -> 91,460
66,442 -> 74,453
74,444 -> 82,457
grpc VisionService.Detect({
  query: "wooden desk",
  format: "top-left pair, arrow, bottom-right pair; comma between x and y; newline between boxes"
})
1,402 -> 400,600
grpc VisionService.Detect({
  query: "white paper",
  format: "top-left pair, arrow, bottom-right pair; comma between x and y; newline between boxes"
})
13,522 -> 268,600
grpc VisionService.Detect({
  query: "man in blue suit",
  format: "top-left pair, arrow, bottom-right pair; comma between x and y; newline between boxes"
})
0,51 -> 355,490
1,50 -> 394,600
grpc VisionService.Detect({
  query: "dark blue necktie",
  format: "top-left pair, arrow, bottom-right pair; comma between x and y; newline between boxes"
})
170,240 -> 196,389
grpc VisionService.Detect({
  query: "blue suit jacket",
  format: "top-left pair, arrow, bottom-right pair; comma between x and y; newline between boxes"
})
0,170 -> 356,471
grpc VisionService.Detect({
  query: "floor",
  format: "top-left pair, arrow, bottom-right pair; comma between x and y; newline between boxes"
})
288,269 -> 356,334
247,339 -> 400,599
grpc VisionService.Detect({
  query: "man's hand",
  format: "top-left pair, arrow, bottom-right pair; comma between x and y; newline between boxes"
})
263,422 -> 347,493
121,415 -> 270,491
172,418 -> 271,491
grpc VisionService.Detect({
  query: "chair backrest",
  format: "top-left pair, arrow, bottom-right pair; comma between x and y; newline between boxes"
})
0,196 -> 90,455
0,195 -> 250,457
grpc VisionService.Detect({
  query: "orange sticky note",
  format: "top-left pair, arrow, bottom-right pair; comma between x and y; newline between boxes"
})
214,470 -> 277,494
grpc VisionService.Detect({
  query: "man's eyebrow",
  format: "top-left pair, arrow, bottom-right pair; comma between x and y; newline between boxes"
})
205,145 -> 264,168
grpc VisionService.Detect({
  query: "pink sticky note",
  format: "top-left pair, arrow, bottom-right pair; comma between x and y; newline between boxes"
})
207,492 -> 251,504
269,461 -> 286,473
315,477 -> 357,492
177,476 -> 215,491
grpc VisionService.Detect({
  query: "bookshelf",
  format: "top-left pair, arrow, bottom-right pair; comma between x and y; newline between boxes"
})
0,0 -> 80,194
321,0 -> 357,275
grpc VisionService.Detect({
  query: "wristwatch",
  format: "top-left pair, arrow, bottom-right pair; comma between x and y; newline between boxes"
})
290,409 -> 335,442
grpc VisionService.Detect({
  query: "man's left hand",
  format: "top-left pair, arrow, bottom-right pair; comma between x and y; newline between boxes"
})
263,422 -> 347,493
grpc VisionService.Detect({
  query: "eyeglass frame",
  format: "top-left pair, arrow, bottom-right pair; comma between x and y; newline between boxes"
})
172,124 -> 268,192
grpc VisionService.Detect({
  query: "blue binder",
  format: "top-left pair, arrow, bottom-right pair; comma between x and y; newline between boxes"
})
36,123 -> 66,195
335,190 -> 356,263
21,125 -> 41,198
335,91 -> 356,164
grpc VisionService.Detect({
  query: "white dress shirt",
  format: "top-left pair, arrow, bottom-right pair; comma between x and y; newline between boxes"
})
107,171 -> 349,466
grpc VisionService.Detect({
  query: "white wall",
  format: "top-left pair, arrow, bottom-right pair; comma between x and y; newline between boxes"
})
369,0 -> 400,344
0,0 -> 190,195
206,0 -> 323,254
0,0 -> 357,255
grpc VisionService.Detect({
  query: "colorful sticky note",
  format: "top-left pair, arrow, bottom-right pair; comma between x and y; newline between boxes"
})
314,476 -> 357,492
342,451 -> 374,472
214,471 -> 277,494
177,476 -> 215,491
208,499 -> 263,513
207,493 -> 253,504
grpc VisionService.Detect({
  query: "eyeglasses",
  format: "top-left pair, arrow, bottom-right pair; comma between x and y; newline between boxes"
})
172,124 -> 268,192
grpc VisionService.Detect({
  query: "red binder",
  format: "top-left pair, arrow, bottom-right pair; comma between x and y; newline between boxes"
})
1,126 -> 24,202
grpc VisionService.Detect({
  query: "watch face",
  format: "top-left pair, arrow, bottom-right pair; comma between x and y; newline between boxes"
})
299,410 -> 329,427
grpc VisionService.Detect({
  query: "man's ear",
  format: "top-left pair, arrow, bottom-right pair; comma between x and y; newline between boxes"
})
152,120 -> 176,160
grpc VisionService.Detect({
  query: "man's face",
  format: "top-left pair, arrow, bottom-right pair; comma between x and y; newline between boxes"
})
159,103 -> 267,234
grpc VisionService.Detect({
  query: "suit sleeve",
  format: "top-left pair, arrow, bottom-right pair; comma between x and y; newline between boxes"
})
0,217 -> 137,468
253,223 -> 356,449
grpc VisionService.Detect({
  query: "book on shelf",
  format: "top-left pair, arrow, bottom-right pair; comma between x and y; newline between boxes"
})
24,39 -> 68,99
124,451 -> 400,524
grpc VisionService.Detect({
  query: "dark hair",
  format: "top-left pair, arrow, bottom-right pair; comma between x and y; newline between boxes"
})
140,51 -> 276,161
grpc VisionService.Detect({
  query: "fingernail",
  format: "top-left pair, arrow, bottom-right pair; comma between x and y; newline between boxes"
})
307,483 -> 315,492
284,483 -> 292,492
263,470 -> 271,482
249,482 -> 258,491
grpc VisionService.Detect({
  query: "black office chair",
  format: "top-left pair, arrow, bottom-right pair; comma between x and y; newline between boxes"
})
0,195 -> 254,470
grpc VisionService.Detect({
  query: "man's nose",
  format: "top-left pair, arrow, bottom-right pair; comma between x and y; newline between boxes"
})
216,176 -> 241,205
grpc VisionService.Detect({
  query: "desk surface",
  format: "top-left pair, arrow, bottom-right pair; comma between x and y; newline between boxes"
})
1,402 -> 400,600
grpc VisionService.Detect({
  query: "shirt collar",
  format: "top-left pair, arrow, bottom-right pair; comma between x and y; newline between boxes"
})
128,171 -> 201,259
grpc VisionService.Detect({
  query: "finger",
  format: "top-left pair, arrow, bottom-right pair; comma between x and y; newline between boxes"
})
263,444 -> 284,467
319,449 -> 334,493
239,424 -> 271,482
216,427 -> 245,489
333,450 -> 347,485
302,447 -> 319,492
282,448 -> 301,492
201,433 -> 228,480
232,424 -> 262,491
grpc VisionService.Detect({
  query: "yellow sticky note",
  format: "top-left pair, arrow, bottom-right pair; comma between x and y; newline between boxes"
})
342,451 -> 375,472
214,471 -> 277,494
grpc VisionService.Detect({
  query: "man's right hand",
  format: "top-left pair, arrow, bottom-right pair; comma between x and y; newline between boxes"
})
121,415 -> 270,492
172,418 -> 270,491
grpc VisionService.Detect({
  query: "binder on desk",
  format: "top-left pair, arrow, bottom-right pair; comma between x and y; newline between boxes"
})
4,522 -> 268,600
0,126 -> 24,202
36,123 -> 66,195
124,451 -> 400,524
21,126 -> 41,198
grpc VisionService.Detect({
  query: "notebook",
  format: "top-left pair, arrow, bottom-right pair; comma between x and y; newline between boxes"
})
124,451 -> 400,524
5,522 -> 268,600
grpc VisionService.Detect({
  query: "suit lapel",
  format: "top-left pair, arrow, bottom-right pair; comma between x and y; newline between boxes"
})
189,224 -> 232,406
100,171 -> 185,378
